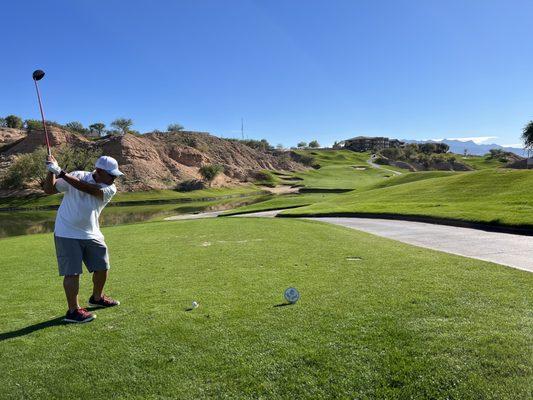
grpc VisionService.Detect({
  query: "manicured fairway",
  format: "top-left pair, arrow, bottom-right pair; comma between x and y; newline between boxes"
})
284,169 -> 533,227
1,218 -> 531,399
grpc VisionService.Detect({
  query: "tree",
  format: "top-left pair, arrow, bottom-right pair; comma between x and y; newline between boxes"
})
276,143 -> 284,150
168,123 -> 184,132
199,164 -> 224,187
308,140 -> 320,148
65,121 -> 87,134
5,115 -> 23,129
89,123 -> 106,137
297,141 -> 307,148
111,118 -> 133,135
522,120 -> 533,151
0,118 -> 6,127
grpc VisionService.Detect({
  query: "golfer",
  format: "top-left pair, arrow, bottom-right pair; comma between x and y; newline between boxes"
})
44,155 -> 123,323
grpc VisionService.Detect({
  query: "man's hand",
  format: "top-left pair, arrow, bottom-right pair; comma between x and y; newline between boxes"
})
45,155 -> 62,176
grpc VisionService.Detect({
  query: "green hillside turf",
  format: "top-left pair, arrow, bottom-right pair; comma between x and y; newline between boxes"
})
283,169 -> 533,227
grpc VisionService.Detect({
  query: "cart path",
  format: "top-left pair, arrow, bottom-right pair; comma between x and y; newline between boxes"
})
166,210 -> 533,272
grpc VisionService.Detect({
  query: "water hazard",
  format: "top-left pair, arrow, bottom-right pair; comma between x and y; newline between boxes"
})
0,195 -> 271,239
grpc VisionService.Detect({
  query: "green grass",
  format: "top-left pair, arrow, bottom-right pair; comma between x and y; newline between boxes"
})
0,186 -> 265,210
0,218 -> 531,399
221,192 -> 336,215
290,150 -> 395,190
459,155 -> 507,170
283,169 -> 533,226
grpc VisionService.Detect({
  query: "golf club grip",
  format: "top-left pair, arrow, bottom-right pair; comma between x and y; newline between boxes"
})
33,79 -> 51,155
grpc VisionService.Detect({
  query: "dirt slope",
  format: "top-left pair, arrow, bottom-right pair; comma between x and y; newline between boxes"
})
0,128 -> 304,191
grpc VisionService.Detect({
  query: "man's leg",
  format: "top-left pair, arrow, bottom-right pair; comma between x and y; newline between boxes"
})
92,270 -> 108,301
63,274 -> 80,312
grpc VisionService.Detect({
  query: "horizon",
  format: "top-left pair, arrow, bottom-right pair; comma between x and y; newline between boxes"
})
1,1 -> 533,148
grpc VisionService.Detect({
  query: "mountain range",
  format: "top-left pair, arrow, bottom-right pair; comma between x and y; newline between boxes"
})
403,139 -> 527,157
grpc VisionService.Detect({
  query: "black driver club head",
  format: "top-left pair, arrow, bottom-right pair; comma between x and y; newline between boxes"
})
32,69 -> 45,81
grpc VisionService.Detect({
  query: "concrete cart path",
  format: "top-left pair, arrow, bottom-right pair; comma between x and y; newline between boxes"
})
167,210 -> 533,272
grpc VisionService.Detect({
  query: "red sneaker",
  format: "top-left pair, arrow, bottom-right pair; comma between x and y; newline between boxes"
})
64,308 -> 95,323
89,294 -> 120,308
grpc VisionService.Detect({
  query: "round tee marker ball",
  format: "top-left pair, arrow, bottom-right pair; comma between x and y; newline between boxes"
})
284,287 -> 300,304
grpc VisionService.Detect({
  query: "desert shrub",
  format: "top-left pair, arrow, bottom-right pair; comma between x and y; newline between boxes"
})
1,144 -> 102,189
373,157 -> 389,165
379,147 -> 403,160
5,115 -> 23,129
227,138 -> 273,152
290,151 -> 316,167
168,123 -> 184,132
58,144 -> 102,172
24,119 -> 63,132
199,164 -> 224,187
1,147 -> 48,188
176,179 -> 206,192
111,118 -> 133,135
65,121 -> 87,135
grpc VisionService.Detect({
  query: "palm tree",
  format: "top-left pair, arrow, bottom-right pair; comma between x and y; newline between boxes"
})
522,121 -> 533,164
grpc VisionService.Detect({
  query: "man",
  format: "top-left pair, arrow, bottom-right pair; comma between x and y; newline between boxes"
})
43,155 -> 123,323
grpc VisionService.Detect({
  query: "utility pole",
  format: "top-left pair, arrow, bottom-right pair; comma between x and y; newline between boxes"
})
241,118 -> 244,140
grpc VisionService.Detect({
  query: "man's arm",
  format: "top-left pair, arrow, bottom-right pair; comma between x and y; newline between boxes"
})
43,171 -> 58,194
59,172 -> 104,201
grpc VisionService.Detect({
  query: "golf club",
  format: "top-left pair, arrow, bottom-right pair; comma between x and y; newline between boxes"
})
32,69 -> 51,156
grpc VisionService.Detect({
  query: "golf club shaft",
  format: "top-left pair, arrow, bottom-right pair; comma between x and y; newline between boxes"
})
33,79 -> 51,156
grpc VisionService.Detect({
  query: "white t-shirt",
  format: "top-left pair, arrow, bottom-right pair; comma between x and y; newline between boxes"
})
54,171 -> 117,240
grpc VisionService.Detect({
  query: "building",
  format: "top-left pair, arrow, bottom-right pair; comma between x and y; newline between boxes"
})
343,136 -> 404,152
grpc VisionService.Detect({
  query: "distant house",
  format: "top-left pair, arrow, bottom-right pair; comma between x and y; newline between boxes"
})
343,136 -> 404,152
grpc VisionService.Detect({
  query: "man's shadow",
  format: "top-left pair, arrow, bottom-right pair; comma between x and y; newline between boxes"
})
0,307 -> 100,341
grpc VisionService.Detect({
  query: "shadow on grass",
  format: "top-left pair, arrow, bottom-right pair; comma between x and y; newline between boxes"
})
273,303 -> 293,308
0,316 -> 66,341
0,307 -> 103,341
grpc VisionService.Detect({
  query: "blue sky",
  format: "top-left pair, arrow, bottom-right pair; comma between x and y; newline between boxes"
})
1,0 -> 532,147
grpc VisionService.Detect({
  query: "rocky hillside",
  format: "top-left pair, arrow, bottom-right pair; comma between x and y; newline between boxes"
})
0,127 -> 304,192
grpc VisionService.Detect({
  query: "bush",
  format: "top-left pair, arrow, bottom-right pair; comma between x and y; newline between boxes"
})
168,123 -> 184,132
199,164 -> 224,187
1,147 -> 48,188
24,119 -> 63,132
379,147 -> 402,160
290,152 -> 317,167
176,179 -> 206,192
1,144 -> 102,189
227,138 -> 273,152
58,144 -> 102,172
5,115 -> 23,129
111,118 -> 133,135
65,121 -> 88,135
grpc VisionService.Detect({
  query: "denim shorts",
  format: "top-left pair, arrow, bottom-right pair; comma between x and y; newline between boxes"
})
54,235 -> 110,276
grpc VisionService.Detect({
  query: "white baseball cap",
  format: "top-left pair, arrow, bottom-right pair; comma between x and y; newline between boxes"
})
95,156 -> 124,177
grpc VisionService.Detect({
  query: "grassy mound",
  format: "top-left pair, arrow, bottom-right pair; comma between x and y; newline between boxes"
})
283,169 -> 533,226
291,150 -> 392,190
1,218 -> 531,398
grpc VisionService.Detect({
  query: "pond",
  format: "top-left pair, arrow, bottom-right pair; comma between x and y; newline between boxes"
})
0,195 -> 272,239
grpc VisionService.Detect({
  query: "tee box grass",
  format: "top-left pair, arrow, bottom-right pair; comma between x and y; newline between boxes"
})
0,218 -> 531,399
